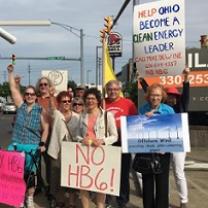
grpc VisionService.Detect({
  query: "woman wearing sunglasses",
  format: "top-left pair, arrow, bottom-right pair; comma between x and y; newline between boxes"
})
47,89 -> 80,208
7,64 -> 49,208
72,97 -> 84,114
35,76 -> 57,200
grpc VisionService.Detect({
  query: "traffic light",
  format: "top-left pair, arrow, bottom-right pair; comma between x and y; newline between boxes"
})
11,54 -> 16,65
104,16 -> 113,34
99,29 -> 106,43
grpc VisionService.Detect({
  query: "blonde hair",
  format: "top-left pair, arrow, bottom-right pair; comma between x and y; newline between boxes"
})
145,83 -> 167,102
35,76 -> 53,96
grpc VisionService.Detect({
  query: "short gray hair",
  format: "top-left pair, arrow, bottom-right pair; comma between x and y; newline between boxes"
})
105,80 -> 122,90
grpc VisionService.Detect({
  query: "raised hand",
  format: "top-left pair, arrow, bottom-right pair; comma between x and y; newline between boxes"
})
7,64 -> 14,73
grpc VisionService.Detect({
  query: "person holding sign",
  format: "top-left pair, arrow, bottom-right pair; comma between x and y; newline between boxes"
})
47,89 -> 80,208
139,68 -> 190,208
138,83 -> 174,208
7,64 -> 49,208
76,88 -> 118,208
105,80 -> 137,208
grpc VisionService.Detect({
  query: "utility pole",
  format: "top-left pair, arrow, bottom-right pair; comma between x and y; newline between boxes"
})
80,29 -> 84,85
96,46 -> 102,87
3,70 -> 7,82
28,64 -> 31,85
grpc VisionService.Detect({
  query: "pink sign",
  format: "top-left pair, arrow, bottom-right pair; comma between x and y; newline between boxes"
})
0,150 -> 26,207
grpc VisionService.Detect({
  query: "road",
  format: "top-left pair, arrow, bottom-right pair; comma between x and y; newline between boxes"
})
0,114 -> 208,208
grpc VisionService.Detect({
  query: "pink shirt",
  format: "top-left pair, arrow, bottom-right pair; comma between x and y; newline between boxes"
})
86,114 -> 97,140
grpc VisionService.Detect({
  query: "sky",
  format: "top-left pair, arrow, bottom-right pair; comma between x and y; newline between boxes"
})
0,0 -> 208,86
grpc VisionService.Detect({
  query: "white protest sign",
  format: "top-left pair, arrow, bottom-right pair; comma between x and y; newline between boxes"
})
61,142 -> 121,196
121,113 -> 190,153
133,0 -> 185,77
41,70 -> 68,93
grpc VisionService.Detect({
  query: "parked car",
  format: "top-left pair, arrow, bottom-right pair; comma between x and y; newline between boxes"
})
0,101 -> 4,111
2,102 -> 16,114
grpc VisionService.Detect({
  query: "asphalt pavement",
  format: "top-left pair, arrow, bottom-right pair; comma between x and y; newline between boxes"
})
0,114 -> 208,208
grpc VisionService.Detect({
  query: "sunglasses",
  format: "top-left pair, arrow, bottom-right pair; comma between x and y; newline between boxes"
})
73,103 -> 83,107
61,100 -> 71,104
25,92 -> 36,97
39,83 -> 48,87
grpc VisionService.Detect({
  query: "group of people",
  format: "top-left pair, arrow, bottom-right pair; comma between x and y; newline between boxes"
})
5,63 -> 190,208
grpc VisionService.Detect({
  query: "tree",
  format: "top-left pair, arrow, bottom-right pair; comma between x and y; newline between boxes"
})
67,80 -> 77,93
123,81 -> 138,107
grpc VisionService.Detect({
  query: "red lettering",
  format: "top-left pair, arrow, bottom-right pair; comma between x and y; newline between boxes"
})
80,165 -> 93,189
110,168 -> 115,192
95,168 -> 107,191
68,165 -> 79,187
91,146 -> 105,166
76,144 -> 90,164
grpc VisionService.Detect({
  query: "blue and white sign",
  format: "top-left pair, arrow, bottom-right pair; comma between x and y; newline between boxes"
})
121,113 -> 190,153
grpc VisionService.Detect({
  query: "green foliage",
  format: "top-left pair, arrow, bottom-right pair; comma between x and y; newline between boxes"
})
0,82 -> 26,98
123,81 -> 138,107
67,80 -> 77,92
0,82 -> 11,97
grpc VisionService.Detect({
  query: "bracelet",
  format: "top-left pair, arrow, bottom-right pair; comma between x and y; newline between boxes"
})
39,141 -> 46,147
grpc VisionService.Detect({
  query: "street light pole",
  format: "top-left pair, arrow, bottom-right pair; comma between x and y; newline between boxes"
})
28,64 -> 31,85
0,20 -> 84,84
51,21 -> 84,85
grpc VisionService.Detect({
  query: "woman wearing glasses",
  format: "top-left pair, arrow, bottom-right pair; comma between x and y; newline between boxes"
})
35,76 -> 57,201
72,97 -> 84,114
138,83 -> 174,208
76,88 -> 118,208
7,64 -> 49,208
47,89 -> 80,208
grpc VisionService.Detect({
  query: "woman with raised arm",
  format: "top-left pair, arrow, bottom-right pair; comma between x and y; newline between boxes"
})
7,64 -> 49,208
47,88 -> 80,208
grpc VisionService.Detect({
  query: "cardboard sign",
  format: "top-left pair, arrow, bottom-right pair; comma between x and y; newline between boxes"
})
61,142 -> 121,196
133,0 -> 185,77
121,113 -> 190,153
41,70 -> 68,93
0,150 -> 26,207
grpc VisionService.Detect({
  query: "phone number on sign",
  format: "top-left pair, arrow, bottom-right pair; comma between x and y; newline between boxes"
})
159,71 -> 208,87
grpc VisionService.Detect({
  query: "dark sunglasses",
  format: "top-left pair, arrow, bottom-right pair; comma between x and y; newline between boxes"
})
61,100 -> 71,104
73,103 -> 83,107
25,92 -> 36,96
39,83 -> 48,87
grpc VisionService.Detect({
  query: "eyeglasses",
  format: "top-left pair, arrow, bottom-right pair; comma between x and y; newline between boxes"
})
107,88 -> 120,91
39,83 -> 48,87
73,103 -> 83,107
25,92 -> 36,97
61,100 -> 71,104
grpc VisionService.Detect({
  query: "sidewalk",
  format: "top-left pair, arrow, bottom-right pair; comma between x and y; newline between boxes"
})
1,148 -> 208,208
186,147 -> 208,170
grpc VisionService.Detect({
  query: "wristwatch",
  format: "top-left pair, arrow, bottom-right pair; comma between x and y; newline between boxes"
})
39,141 -> 46,147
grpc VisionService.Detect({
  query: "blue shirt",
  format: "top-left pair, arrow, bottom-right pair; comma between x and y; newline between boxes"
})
12,103 -> 42,144
139,102 -> 175,115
